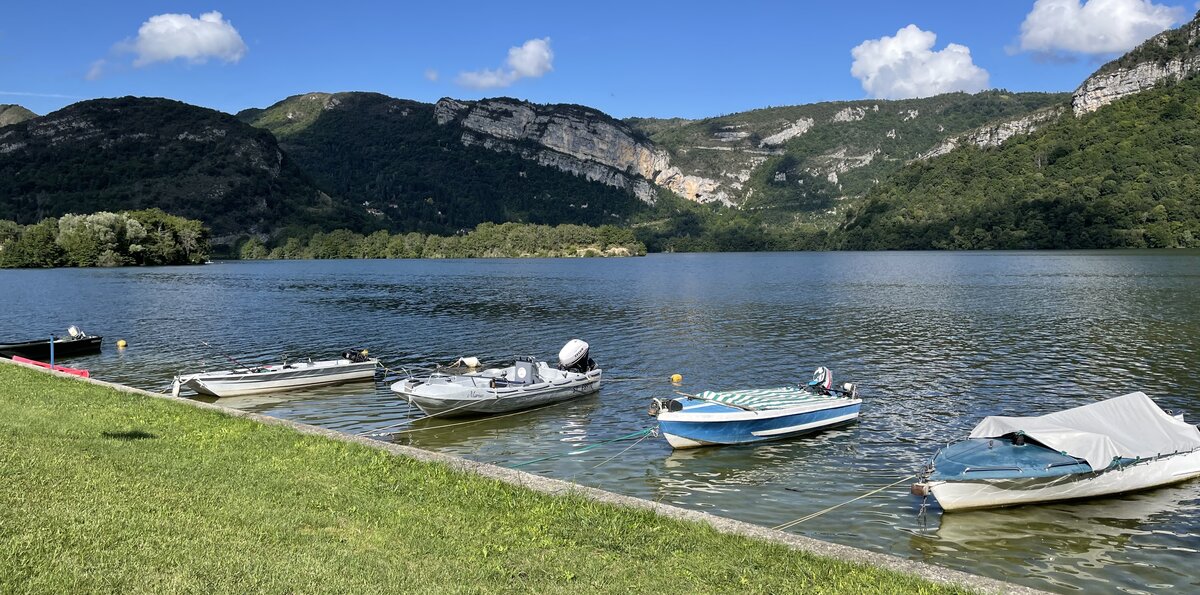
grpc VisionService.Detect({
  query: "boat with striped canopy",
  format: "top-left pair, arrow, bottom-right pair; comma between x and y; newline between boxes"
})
648,367 -> 861,449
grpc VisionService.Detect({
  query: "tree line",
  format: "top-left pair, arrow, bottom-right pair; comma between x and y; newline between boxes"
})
0,209 -> 209,268
238,222 -> 646,259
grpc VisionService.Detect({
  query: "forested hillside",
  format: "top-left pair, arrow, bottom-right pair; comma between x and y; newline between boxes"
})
0,97 -> 367,239
626,91 -> 1068,223
839,76 -> 1200,249
239,93 -> 648,235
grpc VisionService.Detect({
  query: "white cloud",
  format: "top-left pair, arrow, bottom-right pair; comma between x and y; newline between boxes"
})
424,69 -> 439,82
456,37 -> 554,90
129,11 -> 247,67
850,25 -> 989,99
85,59 -> 110,81
1019,0 -> 1183,55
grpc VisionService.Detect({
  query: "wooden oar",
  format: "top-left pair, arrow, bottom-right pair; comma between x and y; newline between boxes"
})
673,390 -> 758,412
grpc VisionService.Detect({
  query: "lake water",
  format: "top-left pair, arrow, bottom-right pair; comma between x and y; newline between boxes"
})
3,251 -> 1198,593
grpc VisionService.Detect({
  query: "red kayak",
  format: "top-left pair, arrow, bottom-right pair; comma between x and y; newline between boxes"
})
12,355 -> 90,378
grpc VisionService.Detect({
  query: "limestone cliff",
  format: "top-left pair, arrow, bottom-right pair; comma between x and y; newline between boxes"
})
434,98 -> 730,205
917,106 -> 1066,161
1072,14 -> 1200,115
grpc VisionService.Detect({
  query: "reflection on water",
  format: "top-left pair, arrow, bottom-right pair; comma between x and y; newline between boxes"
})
914,482 -> 1200,594
2,250 -> 1198,593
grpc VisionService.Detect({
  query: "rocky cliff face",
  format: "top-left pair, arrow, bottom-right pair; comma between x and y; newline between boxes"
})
918,106 -> 1066,160
434,98 -> 730,205
1072,17 -> 1200,115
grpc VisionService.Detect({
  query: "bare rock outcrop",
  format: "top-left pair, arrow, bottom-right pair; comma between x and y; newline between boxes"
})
435,98 -> 730,205
917,107 -> 1066,161
1072,19 -> 1200,115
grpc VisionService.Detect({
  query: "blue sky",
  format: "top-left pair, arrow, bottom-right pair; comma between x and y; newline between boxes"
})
2,1 -> 1195,119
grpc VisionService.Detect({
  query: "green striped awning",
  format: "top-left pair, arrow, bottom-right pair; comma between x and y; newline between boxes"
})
696,386 -> 845,411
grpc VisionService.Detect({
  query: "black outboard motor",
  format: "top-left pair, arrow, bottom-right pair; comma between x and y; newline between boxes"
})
342,349 -> 371,363
557,339 -> 596,373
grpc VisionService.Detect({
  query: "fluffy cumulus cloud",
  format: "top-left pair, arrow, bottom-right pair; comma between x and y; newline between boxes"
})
1019,0 -> 1183,55
129,11 -> 247,66
850,25 -> 989,99
89,10 -> 246,78
456,38 -> 554,89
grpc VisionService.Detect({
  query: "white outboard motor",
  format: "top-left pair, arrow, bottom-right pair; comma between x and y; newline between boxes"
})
558,339 -> 595,373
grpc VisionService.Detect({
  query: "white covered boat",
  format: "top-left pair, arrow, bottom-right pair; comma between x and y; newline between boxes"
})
913,392 -> 1200,511
173,351 -> 379,398
391,339 -> 602,417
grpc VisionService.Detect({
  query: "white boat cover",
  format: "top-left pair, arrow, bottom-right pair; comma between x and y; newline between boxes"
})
969,392 -> 1200,470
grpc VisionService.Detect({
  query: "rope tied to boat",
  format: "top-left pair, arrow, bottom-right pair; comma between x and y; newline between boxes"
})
508,428 -> 656,469
772,474 -> 915,531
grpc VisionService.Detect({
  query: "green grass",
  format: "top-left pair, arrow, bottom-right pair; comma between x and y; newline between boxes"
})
0,364 -> 970,594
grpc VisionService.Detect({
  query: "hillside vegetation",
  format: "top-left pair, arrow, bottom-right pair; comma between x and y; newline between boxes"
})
240,221 -> 645,259
840,76 -> 1200,249
627,91 -> 1068,222
0,97 -> 367,239
0,209 -> 209,268
239,93 -> 648,235
0,104 -> 36,127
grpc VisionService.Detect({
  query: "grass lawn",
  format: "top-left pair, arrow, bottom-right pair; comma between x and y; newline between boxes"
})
0,363 -> 971,593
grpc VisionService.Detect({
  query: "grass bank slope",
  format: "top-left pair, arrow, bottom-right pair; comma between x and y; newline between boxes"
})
0,364 -> 971,594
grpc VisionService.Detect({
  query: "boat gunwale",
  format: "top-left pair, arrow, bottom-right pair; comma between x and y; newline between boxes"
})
657,396 -> 862,423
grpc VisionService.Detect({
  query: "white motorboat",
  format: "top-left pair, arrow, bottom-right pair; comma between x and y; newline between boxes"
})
173,351 -> 379,398
913,392 -> 1200,511
391,339 -> 602,417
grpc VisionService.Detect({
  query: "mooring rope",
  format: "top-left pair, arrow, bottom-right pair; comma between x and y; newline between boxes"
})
584,428 -> 657,471
508,428 -> 656,469
359,400 -> 572,438
772,474 -> 915,531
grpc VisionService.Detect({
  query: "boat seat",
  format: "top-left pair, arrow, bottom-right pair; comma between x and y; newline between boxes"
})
508,360 -> 538,385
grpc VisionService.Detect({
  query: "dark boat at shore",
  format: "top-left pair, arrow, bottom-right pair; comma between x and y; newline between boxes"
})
0,327 -> 103,360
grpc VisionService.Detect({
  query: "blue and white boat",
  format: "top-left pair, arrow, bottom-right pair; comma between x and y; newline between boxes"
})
648,367 -> 861,449
913,392 -> 1200,511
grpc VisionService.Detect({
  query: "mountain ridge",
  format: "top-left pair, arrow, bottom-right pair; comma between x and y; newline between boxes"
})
0,96 -> 367,240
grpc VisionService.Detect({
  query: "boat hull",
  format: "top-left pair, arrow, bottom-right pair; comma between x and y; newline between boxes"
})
11,355 -> 90,378
394,370 -> 602,417
923,449 -> 1200,511
178,360 -> 378,397
657,399 -> 861,449
0,336 -> 102,360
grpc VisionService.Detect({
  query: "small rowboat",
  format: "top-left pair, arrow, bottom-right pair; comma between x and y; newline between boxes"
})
0,326 -> 102,360
11,355 -> 90,378
173,351 -> 379,398
912,391 -> 1200,511
391,339 -> 602,417
649,367 -> 861,449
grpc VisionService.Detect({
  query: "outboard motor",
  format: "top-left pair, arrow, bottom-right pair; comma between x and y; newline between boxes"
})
342,349 -> 371,363
808,366 -> 833,394
648,397 -> 684,416
558,339 -> 596,373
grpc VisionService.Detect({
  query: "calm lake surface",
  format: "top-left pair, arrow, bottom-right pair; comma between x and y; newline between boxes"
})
3,251 -> 1198,593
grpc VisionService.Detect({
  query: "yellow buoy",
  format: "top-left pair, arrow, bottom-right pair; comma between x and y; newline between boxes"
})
116,339 -> 127,349
670,373 -> 683,384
